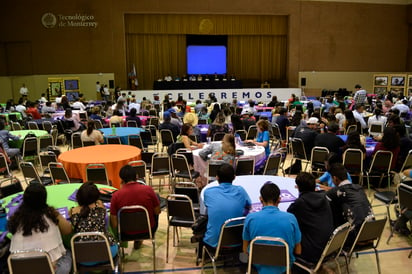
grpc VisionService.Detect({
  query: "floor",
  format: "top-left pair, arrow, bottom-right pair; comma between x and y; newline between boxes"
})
7,145 -> 412,274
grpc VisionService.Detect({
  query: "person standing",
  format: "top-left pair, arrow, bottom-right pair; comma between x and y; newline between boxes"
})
353,84 -> 367,105
19,83 -> 29,98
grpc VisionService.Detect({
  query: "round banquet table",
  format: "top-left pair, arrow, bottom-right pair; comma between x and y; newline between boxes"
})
338,135 -> 377,157
193,142 -> 266,179
200,175 -> 298,214
9,129 -> 49,148
58,145 -> 141,189
99,127 -> 143,144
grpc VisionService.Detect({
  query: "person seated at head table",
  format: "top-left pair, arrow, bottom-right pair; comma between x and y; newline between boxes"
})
198,133 -> 235,165
70,182 -> 118,262
177,123 -> 204,150
81,120 -> 104,145
8,183 -> 73,274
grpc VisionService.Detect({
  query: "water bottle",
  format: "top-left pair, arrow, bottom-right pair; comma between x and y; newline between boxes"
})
0,206 -> 7,231
111,124 -> 116,135
235,133 -> 242,146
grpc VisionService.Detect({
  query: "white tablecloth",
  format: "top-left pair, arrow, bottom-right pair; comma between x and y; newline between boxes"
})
193,142 -> 266,179
200,175 -> 298,214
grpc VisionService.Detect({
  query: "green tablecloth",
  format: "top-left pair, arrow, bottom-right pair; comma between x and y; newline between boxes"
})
9,129 -> 48,148
0,112 -> 23,122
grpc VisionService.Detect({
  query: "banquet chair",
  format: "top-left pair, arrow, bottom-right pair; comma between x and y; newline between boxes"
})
248,236 -> 290,274
149,117 -> 159,129
19,161 -> 53,186
246,125 -> 258,140
27,121 -> 39,130
71,132 -> 83,150
263,153 -> 283,176
78,111 -> 88,122
171,153 -> 199,185
207,161 -> 222,182
166,194 -> 196,263
271,124 -> 283,141
235,158 -> 255,176
8,249 -> 55,274
343,216 -> 387,274
128,160 -> 147,182
126,120 -> 137,127
141,150 -> 155,171
11,122 -> 22,131
71,232 -> 120,274
213,132 -> 226,141
41,120 -> 53,133
107,136 -> 122,144
160,129 -> 175,152
399,149 -> 412,173
94,119 -> 104,129
8,113 -> 18,123
50,127 -> 64,146
365,150 -> 393,196
86,163 -> 111,186
289,138 -> 310,174
294,222 -> 351,274
189,135 -> 198,143
174,181 -> 200,212
343,148 -> 364,186
201,217 -> 245,273
82,140 -> 95,147
235,130 -> 247,141
149,152 -> 171,189
0,153 -> 22,198
117,205 -> 156,273
310,146 -> 329,176
39,151 -> 57,176
22,137 -> 40,164
140,129 -> 157,151
48,162 -> 82,184
345,124 -> 357,135
128,134 -> 144,150
38,134 -> 54,153
149,109 -> 158,117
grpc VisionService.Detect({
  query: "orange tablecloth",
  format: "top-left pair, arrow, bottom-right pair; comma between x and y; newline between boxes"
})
58,145 -> 141,189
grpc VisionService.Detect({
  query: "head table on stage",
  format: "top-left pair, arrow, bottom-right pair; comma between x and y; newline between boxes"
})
200,175 -> 299,214
58,144 -> 141,189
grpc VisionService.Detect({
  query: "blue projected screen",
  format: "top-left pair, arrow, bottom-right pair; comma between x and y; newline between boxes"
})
187,46 -> 227,74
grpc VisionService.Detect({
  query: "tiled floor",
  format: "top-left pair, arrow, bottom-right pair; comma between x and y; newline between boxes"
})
6,146 -> 412,273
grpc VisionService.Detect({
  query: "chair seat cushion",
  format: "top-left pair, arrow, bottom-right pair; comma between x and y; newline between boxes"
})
170,217 -> 194,227
374,191 -> 396,204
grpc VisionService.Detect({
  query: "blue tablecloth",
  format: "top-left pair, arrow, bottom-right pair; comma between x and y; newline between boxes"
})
255,111 -> 272,122
99,127 -> 143,144
196,124 -> 209,142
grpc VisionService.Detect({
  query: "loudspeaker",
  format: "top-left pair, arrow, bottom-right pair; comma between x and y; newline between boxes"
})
300,77 -> 306,87
109,80 -> 114,89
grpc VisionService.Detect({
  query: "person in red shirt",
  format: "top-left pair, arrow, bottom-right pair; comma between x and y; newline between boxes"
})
25,101 -> 41,119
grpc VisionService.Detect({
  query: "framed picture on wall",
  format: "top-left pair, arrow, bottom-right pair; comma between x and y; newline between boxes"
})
50,82 -> 62,96
374,76 -> 388,86
408,75 -> 412,87
391,76 -> 405,86
374,87 -> 387,93
390,87 -> 404,96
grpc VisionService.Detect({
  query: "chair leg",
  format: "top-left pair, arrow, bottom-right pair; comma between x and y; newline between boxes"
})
374,248 -> 381,274
152,239 -> 156,273
166,225 -> 170,263
211,258 -> 217,274
408,250 -> 412,258
334,257 -> 342,274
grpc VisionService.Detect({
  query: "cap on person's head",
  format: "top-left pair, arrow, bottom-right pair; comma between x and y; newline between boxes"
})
163,111 -> 171,119
307,117 -> 319,124
168,108 -> 176,113
242,109 -> 251,115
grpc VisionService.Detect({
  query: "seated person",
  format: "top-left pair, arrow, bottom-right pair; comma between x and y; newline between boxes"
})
326,163 -> 373,248
126,108 -> 142,127
63,108 -> 83,132
245,119 -> 270,157
26,101 -> 42,120
177,123 -> 204,150
316,153 -> 352,191
243,182 -> 301,274
70,182 -> 118,262
109,110 -> 124,126
197,107 -> 210,121
0,120 -> 20,159
198,164 -> 251,259
198,133 -> 235,165
41,101 -> 56,114
89,106 -> 103,121
288,173 -> 334,264
159,112 -> 180,141
207,112 -> 230,139
8,183 -> 73,274
81,121 -> 104,145
241,110 -> 256,131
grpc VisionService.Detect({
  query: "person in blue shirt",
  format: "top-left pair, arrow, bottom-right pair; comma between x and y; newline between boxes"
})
316,152 -> 352,190
243,182 -> 302,274
246,119 -> 270,157
198,163 -> 251,259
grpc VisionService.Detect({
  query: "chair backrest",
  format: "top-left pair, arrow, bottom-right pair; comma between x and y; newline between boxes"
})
110,121 -> 121,128
263,153 -> 282,175
171,153 -> 191,178
246,126 -> 258,140
38,135 -> 54,152
271,124 -> 282,140
48,162 -> 71,184
50,128 -> 59,146
214,217 -> 245,257
166,194 -> 196,223
345,124 -> 357,135
291,138 -> 308,160
107,136 -> 121,144
235,158 -> 255,175
174,182 -> 199,205
86,163 -> 110,185
127,120 -> 137,127
8,249 -> 55,274
140,130 -> 154,147
117,205 -> 152,242
311,146 -> 329,171
400,149 -> 412,173
248,236 -> 290,274
42,121 -> 53,132
141,151 -> 155,167
398,183 -> 412,212
128,160 -> 147,181
368,150 -> 392,174
342,148 -> 364,174
39,152 -> 57,171
0,152 -> 11,177
79,112 -> 88,121
11,122 -> 22,131
213,132 -> 226,141
348,216 -> 387,256
151,152 -> 170,174
82,140 -> 95,147
128,134 -> 144,149
235,130 -> 247,141
70,232 -> 114,273
160,129 -> 175,147
0,177 -> 23,198
94,119 -> 104,129
19,161 -> 41,185
22,137 -> 38,158
27,121 -> 39,130
207,161 -> 222,181
71,132 -> 83,149
149,117 -> 159,128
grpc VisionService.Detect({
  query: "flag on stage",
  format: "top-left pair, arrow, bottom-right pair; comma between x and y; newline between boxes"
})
129,64 -> 138,90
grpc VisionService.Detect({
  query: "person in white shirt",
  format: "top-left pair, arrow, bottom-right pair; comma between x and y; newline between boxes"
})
39,93 -> 48,104
103,84 -> 110,101
15,98 -> 27,118
164,74 -> 173,82
128,98 -> 141,114
71,99 -> 86,111
392,99 -> 410,115
19,83 -> 29,96
352,104 -> 368,129
41,101 -> 56,113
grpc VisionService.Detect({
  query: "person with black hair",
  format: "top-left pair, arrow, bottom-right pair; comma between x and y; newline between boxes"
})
81,120 -> 104,145
199,163 -> 251,259
126,107 -> 142,127
326,163 -> 372,247
367,108 -> 387,134
0,120 -> 20,159
372,126 -> 400,169
288,172 -> 334,264
70,182 -> 118,261
314,122 -> 345,156
352,104 -> 368,130
8,183 -> 73,273
110,165 -> 160,249
26,101 -> 41,119
275,107 -> 289,141
316,152 -> 352,190
243,182 -> 301,273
